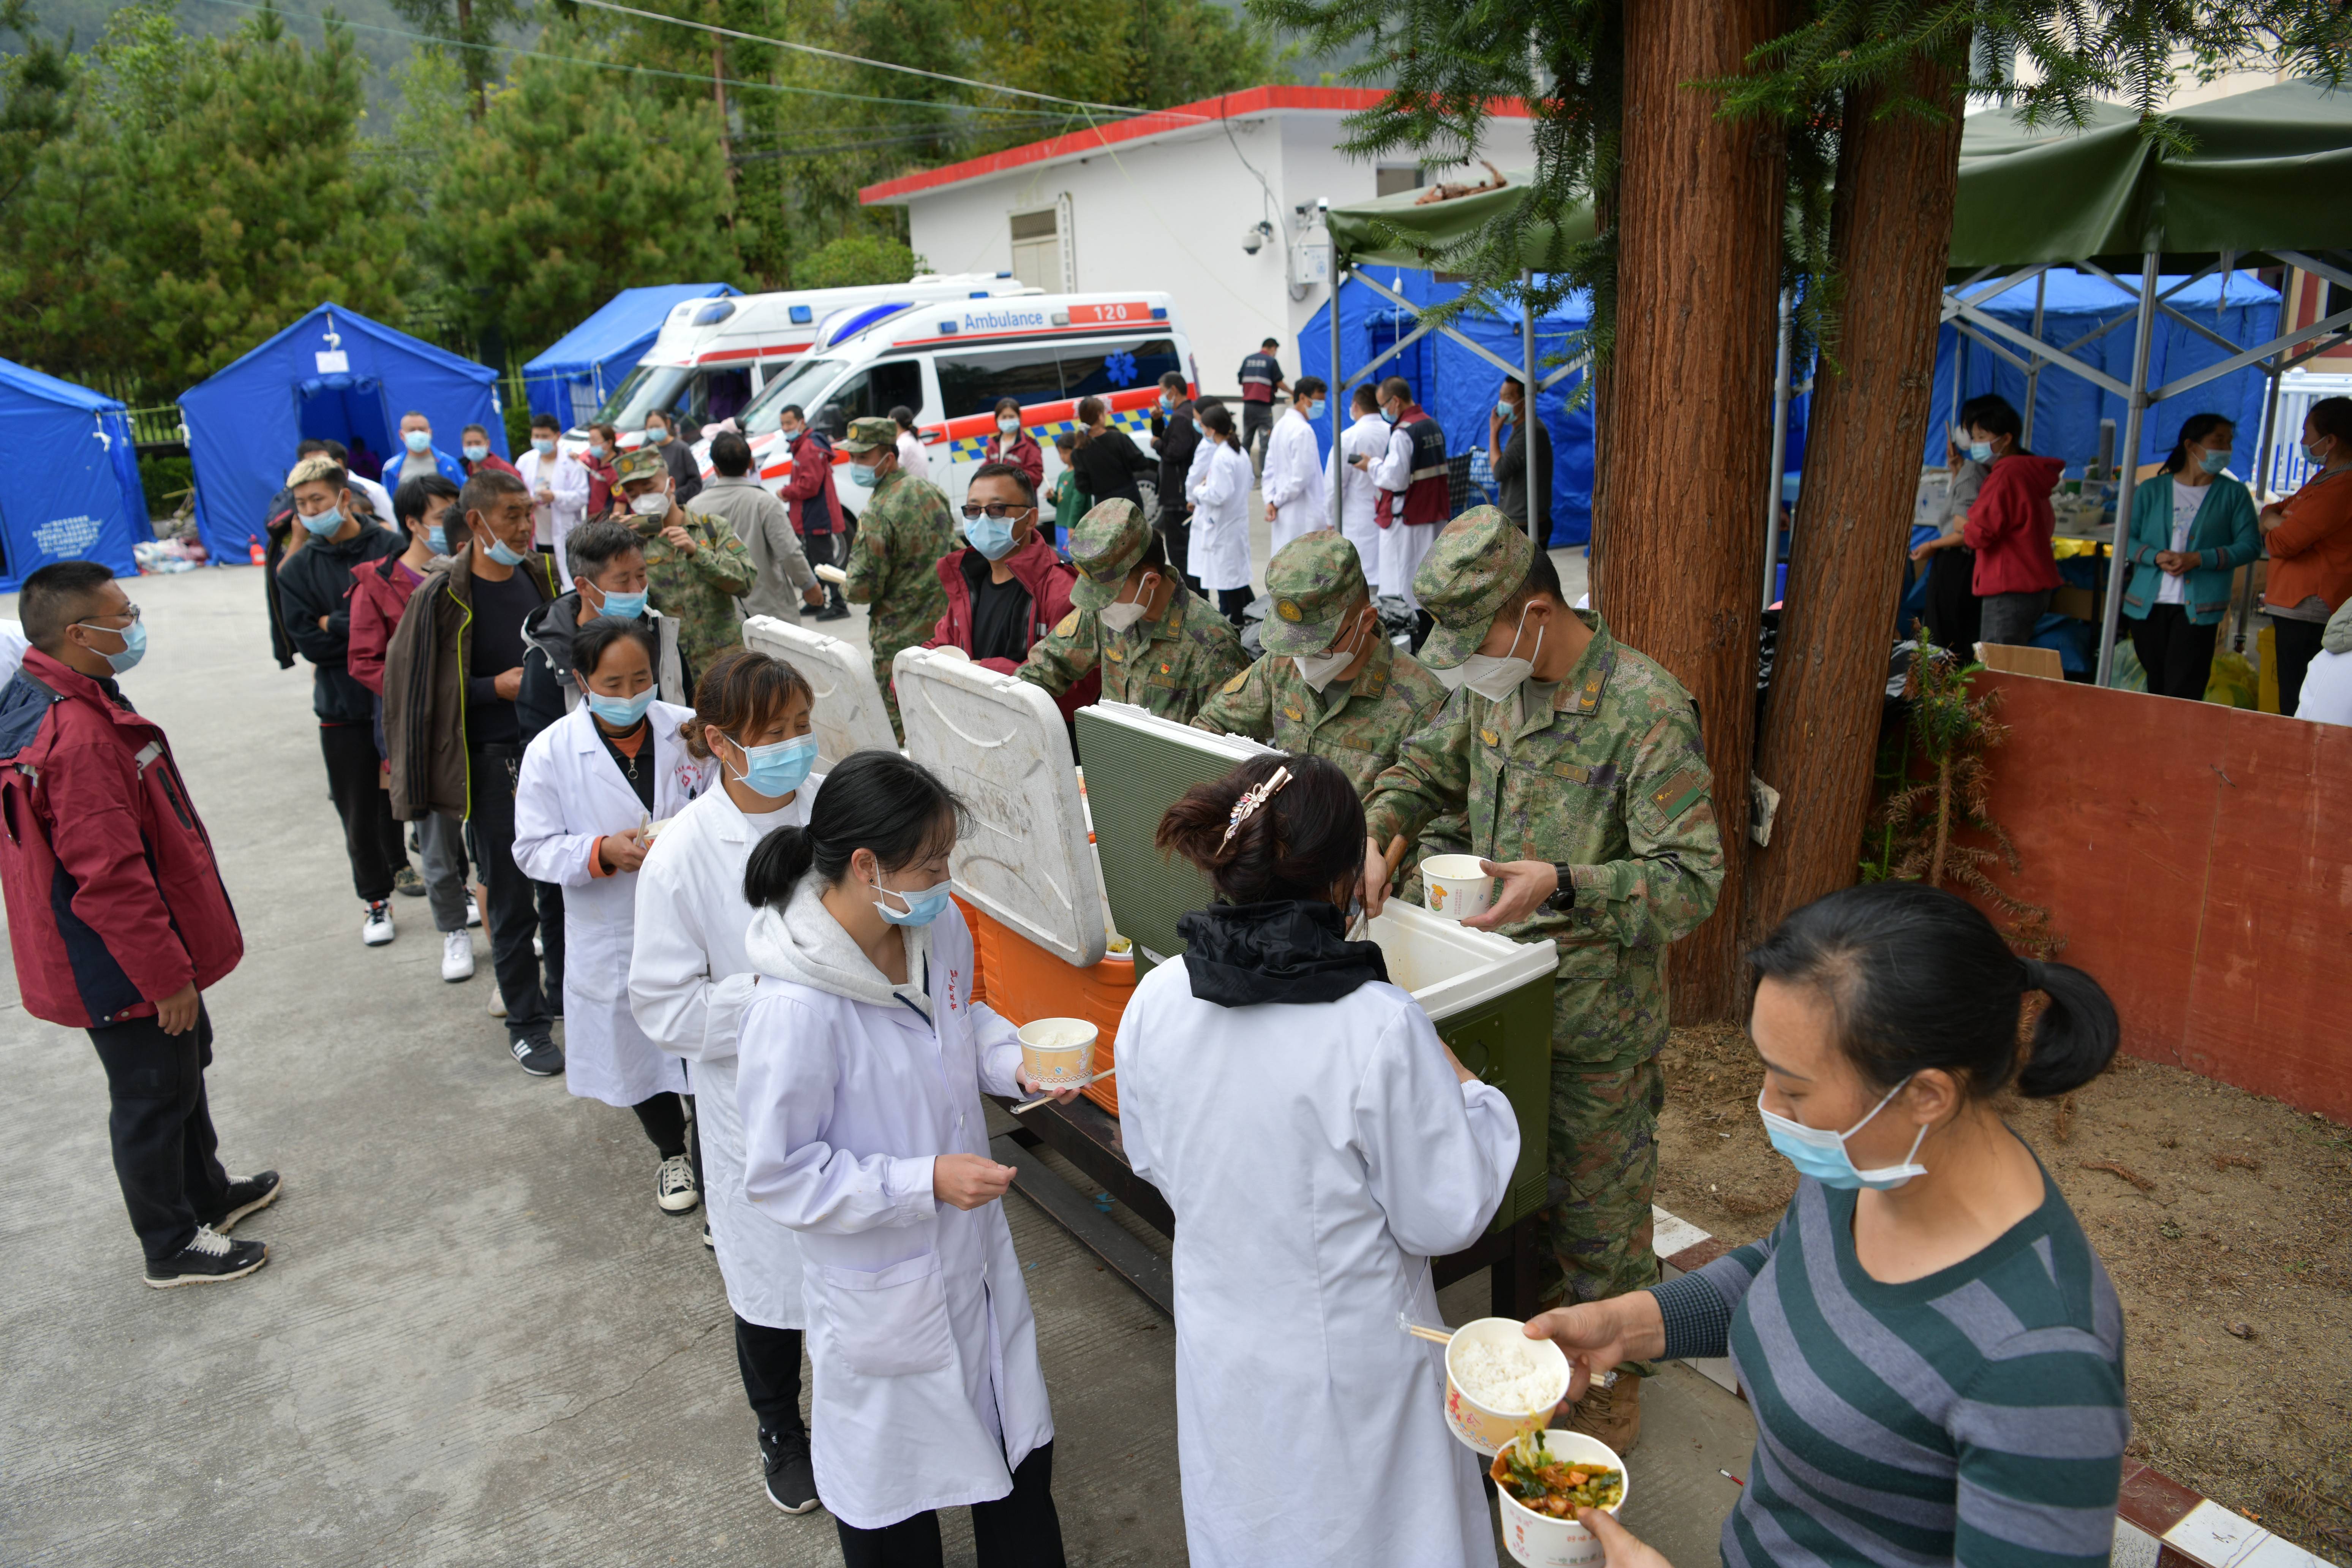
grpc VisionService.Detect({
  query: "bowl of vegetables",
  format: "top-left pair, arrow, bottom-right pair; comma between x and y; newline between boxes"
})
1492,1429 -> 1628,1568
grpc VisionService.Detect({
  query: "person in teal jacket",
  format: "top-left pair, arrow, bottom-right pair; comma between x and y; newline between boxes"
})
2121,413 -> 2261,700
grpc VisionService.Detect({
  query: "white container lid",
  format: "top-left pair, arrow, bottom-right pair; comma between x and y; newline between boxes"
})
894,646 -> 1107,968
1369,898 -> 1557,1023
741,615 -> 898,773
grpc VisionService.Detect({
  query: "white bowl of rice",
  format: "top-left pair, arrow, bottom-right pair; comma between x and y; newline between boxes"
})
1441,1318 -> 1571,1455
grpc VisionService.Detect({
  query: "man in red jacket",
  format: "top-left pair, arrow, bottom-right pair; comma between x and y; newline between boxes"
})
923,462 -> 1100,721
776,403 -> 851,621
0,563 -> 280,1287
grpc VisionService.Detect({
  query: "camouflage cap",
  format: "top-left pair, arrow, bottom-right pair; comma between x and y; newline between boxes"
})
613,445 -> 667,486
1260,530 -> 1369,656
837,416 -> 898,455
1412,505 -> 1535,668
1066,498 -> 1154,610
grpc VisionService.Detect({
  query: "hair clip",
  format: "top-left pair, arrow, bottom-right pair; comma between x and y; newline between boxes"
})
1220,765 -> 1293,849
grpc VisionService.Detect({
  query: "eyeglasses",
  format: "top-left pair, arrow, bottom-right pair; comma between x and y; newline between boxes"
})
959,503 -> 1033,520
77,603 -> 140,629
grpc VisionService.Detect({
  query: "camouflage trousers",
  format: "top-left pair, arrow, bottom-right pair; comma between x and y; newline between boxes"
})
1538,1050 -> 1664,1316
873,648 -> 908,748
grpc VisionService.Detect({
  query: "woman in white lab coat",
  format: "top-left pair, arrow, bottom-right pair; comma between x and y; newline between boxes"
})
1116,752 -> 1522,1568
735,749 -> 1070,1568
626,646 -> 826,1515
1187,402 -> 1256,627
513,616 -> 713,1209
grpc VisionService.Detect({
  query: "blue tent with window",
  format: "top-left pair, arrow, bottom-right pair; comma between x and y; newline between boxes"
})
522,283 -> 739,428
0,357 -> 144,591
179,303 -> 504,566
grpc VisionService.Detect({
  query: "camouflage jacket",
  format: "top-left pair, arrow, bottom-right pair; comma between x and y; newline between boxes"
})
843,468 -> 954,659
1017,580 -> 1247,725
629,507 -> 755,670
1193,637 -> 1449,800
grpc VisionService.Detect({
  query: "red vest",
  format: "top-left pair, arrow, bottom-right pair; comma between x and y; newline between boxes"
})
1375,405 -> 1451,529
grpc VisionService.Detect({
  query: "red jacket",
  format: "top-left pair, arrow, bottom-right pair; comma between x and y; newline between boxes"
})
982,432 -> 1045,491
0,650 -> 244,1027
463,452 -> 522,481
925,536 -> 1100,721
781,428 -> 838,535
1962,453 -> 2066,597
349,550 -> 431,696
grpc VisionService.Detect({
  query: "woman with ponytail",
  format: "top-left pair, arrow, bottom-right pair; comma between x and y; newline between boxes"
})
625,647 -> 825,1516
1527,882 -> 2129,1568
1114,753 -> 1520,1568
733,749 -> 1070,1567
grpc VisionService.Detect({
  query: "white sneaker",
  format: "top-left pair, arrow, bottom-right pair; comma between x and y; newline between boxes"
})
361,901 -> 395,947
464,898 -> 482,928
656,1153 -> 701,1214
487,988 -> 507,1018
441,930 -> 475,982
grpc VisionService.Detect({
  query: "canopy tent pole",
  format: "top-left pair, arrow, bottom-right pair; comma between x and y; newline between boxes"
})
1765,290 -> 1794,607
1522,270 -> 1542,543
1331,259 -> 1345,531
2096,253 -> 2162,686
2240,352 -> 2288,651
2021,272 -> 2048,446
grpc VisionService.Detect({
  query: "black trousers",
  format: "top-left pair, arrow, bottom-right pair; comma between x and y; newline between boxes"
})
630,1092 -> 689,1159
321,723 -> 406,904
835,1440 -> 1064,1568
467,745 -> 559,1039
2273,615 -> 2327,717
736,1315 -> 806,1437
87,1005 -> 231,1260
1241,400 -> 1274,459
2128,604 -> 2219,701
1215,585 -> 1252,629
1920,545 -> 1982,653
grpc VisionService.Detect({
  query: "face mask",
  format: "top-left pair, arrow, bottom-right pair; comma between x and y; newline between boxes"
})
485,537 -> 528,567
997,414 -> 1021,434
2198,449 -> 2230,474
425,524 -> 451,556
849,463 -> 879,490
1967,440 -> 1994,463
630,491 -> 669,518
1381,406 -> 1400,426
532,437 -> 556,455
872,873 -> 954,927
1301,399 -> 1323,422
650,427 -> 672,445
1098,574 -> 1157,633
1756,1080 -> 1931,1191
463,443 -> 489,462
2303,438 -> 2334,465
1458,604 -> 1543,703
1495,401 -> 1515,421
592,586 -> 647,621
403,430 -> 433,454
586,687 -> 656,727
1159,392 -> 1176,411
297,502 -> 345,537
966,515 -> 1019,560
1293,618 -> 1365,692
727,733 -> 818,798
588,443 -> 608,460
76,618 -> 146,674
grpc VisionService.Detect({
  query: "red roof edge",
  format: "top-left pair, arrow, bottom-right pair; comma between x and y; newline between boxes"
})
859,85 -> 1533,205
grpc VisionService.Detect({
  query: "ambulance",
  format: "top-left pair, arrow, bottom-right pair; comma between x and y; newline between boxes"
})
711,289 -> 1197,520
563,273 -> 1040,454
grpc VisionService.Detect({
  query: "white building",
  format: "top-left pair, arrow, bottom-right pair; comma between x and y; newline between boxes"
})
860,87 -> 1537,399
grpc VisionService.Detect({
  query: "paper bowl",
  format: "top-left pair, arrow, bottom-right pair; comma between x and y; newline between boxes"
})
1494,1430 -> 1629,1568
1441,1317 -> 1571,1455
1017,1018 -> 1097,1089
1423,853 -> 1495,922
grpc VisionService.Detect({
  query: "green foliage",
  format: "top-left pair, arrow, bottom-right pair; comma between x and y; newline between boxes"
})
795,232 -> 928,289
0,0 -> 77,209
382,0 -> 526,115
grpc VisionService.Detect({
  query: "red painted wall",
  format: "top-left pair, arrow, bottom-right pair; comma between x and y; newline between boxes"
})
1965,672 -> 2352,1123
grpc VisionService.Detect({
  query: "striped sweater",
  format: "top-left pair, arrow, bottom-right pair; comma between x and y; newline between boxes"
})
1652,1164 -> 2128,1568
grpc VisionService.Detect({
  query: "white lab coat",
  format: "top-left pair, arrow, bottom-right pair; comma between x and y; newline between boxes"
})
1328,412 -> 1391,591
737,888 -> 1053,1530
1261,408 -> 1331,556
895,428 -> 932,482
629,779 -> 822,1330
1118,956 -> 1521,1568
513,701 -> 713,1108
518,446 -> 591,561
1370,420 -> 1438,610
1187,438 -> 1256,593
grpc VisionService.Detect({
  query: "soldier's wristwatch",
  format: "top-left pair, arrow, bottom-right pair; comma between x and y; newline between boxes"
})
1544,863 -> 1579,913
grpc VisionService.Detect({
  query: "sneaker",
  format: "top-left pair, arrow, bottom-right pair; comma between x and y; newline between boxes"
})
510,1034 -> 563,1076
656,1153 -> 700,1214
532,931 -> 543,959
702,1220 -> 715,1250
393,865 -> 427,898
1565,1370 -> 1643,1456
464,898 -> 482,928
487,988 -> 507,1018
441,929 -> 475,982
203,1170 -> 282,1234
361,900 -> 396,947
759,1426 -> 820,1514
145,1225 -> 268,1288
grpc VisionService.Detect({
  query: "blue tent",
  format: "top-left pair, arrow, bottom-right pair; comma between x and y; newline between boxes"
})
522,283 -> 739,426
0,357 -> 144,591
179,303 -> 504,566
1924,269 -> 2282,470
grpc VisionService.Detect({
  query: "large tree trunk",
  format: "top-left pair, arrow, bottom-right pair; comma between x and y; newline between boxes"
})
1601,0 -> 1788,1021
1745,52 -> 1966,950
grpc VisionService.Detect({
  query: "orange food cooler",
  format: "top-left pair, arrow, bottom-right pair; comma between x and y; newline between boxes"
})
956,897 -> 1134,1114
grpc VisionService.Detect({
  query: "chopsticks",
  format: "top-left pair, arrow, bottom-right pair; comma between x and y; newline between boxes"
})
1403,1323 -> 1456,1347
1010,1066 -> 1114,1114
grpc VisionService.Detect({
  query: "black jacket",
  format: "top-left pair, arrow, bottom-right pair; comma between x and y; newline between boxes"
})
1150,405 -> 1200,527
1071,425 -> 1155,510
274,521 -> 408,724
517,592 -> 694,748
1493,418 -> 1554,531
656,439 -> 703,507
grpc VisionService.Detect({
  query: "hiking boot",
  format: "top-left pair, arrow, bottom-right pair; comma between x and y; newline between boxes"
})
203,1170 -> 283,1234
1565,1370 -> 1642,1455
760,1425 -> 819,1514
394,865 -> 427,897
145,1225 -> 268,1288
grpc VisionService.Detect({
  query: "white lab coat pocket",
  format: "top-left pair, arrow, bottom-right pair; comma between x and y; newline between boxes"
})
819,1253 -> 956,1377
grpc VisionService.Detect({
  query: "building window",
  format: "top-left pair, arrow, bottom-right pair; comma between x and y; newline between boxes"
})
1375,167 -> 1423,198
1010,208 -> 1061,291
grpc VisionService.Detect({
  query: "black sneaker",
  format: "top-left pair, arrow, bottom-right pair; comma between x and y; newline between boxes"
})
204,1170 -> 283,1234
510,1034 -> 564,1077
759,1425 -> 819,1514
145,1225 -> 268,1288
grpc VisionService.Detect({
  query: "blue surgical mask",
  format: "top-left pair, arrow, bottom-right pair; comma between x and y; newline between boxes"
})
2301,438 -> 2333,465
1756,1081 -> 1930,1191
485,538 -> 528,567
77,618 -> 146,674
1495,401 -> 1515,421
1967,441 -> 1993,463
463,443 -> 489,462
427,526 -> 451,556
593,587 -> 648,621
966,515 -> 1018,560
1382,407 -> 1400,426
1301,399 -> 1323,421
403,430 -> 433,454
586,687 -> 657,727
729,733 -> 817,799
1159,392 -> 1176,411
2199,449 -> 2230,474
850,463 -> 879,489
872,874 -> 954,927
533,437 -> 556,455
297,503 -> 345,537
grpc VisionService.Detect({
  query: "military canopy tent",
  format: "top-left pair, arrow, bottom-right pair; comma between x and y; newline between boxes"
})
0,357 -> 144,591
179,304 -> 505,566
522,283 -> 739,428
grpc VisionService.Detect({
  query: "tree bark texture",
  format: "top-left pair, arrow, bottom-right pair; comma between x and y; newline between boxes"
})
1601,0 -> 1788,1021
1745,54 -> 1966,951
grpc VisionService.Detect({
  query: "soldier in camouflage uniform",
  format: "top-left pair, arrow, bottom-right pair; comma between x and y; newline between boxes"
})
837,416 -> 954,744
1017,498 -> 1246,725
1360,506 -> 1724,1453
612,445 -> 756,673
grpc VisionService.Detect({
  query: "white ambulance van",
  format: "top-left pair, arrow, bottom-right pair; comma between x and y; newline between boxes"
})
566,273 -> 1040,454
713,289 -> 1197,522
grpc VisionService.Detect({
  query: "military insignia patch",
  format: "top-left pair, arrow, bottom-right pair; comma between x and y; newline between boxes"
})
1054,610 -> 1080,637
1650,769 -> 1705,818
1276,599 -> 1303,622
1220,670 -> 1248,694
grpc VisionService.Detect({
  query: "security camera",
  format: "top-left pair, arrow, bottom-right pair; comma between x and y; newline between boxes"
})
1242,219 -> 1274,255
1316,197 -> 1330,213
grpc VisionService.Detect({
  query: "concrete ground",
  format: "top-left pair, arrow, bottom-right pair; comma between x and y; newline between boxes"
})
0,518 -> 1719,1568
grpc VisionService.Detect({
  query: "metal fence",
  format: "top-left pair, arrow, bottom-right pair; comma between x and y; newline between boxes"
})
2263,371 -> 2352,498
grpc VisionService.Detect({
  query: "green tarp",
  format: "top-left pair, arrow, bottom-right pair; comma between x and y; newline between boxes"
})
1324,171 -> 1595,272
